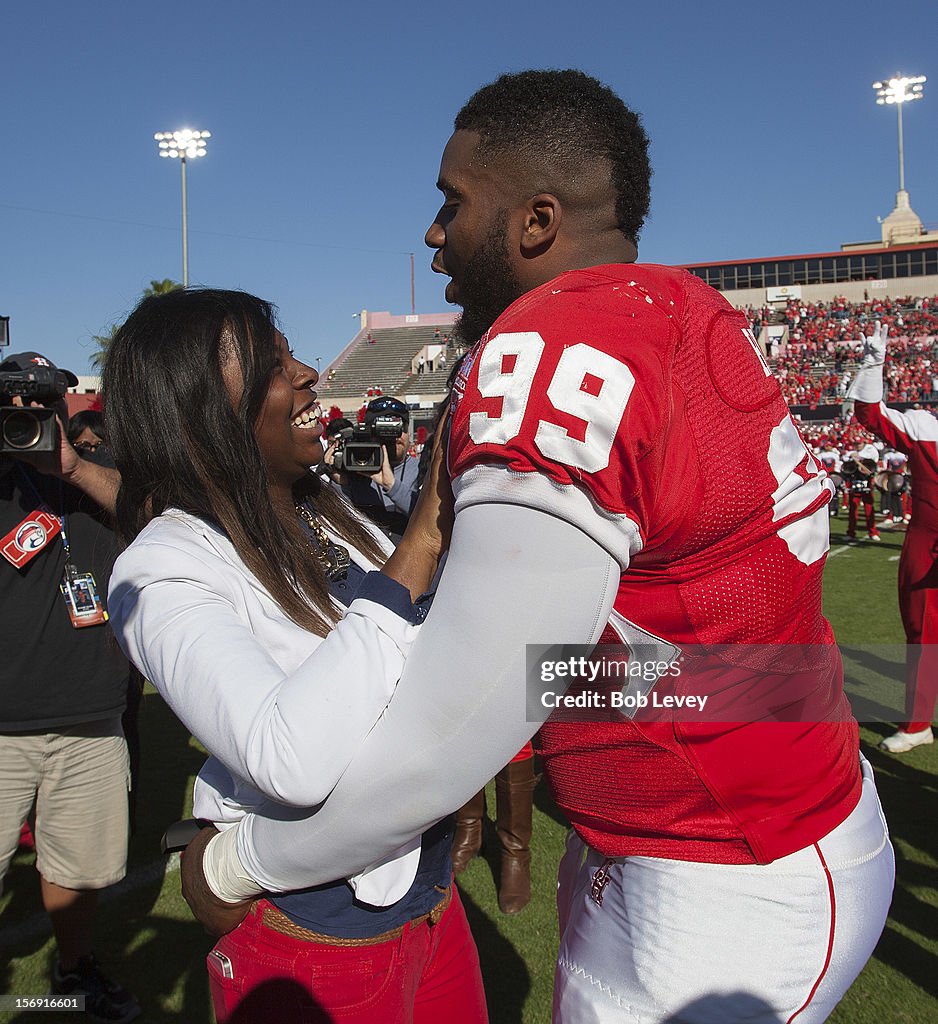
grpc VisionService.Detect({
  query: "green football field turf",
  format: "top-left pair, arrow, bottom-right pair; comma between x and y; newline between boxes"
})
2,512 -> 936,1023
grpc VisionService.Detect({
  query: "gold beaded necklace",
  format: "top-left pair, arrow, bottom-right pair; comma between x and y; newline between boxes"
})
295,502 -> 351,582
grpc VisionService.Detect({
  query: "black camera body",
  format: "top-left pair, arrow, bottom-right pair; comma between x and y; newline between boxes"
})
332,415 -> 404,474
0,367 -> 69,453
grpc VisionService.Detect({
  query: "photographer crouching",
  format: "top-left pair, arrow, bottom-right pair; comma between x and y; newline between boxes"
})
0,352 -> 139,1022
321,397 -> 421,539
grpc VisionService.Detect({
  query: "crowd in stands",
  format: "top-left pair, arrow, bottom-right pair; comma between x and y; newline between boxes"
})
743,295 -> 938,409
799,417 -> 878,455
331,297 -> 938,465
338,297 -> 938,419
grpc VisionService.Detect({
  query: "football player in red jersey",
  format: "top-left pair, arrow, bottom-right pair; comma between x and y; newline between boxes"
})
181,71 -> 894,1023
849,322 -> 938,753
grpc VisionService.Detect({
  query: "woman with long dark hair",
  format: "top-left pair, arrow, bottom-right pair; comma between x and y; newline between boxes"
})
103,288 -> 486,1024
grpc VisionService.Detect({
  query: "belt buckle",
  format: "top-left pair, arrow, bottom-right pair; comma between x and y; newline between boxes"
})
428,886 -> 450,926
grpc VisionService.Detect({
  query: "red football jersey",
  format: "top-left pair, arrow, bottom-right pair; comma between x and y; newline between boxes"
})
449,264 -> 861,865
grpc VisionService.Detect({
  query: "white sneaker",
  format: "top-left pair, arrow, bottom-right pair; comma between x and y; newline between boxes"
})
879,727 -> 934,753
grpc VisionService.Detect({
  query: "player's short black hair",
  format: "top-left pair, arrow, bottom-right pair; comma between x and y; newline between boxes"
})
454,69 -> 651,245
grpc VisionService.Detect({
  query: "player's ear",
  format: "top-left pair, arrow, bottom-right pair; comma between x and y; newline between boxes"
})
519,193 -> 561,257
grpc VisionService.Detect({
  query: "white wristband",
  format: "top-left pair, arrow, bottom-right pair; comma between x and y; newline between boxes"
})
201,824 -> 264,903
847,365 -> 884,404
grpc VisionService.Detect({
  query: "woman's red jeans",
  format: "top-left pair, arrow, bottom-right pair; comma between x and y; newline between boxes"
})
207,885 -> 488,1024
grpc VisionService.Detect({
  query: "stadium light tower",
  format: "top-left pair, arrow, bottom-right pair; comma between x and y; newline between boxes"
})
153,128 -> 211,287
872,75 -> 925,193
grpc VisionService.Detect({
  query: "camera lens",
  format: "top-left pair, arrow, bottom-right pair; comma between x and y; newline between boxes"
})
2,409 -> 42,449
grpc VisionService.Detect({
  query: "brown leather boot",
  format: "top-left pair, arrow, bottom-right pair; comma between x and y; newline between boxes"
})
451,788 -> 485,875
495,758 -> 539,914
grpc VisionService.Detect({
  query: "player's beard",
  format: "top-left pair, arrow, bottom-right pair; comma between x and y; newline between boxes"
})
454,211 -> 525,348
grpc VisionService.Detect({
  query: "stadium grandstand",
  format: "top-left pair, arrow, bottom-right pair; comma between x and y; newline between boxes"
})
677,191 -> 938,422
319,193 -> 938,445
317,310 -> 460,432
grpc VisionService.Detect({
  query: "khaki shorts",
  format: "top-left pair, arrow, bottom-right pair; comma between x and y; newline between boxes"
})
0,717 -> 130,891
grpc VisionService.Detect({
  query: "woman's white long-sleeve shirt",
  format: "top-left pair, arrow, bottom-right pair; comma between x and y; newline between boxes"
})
107,508 -> 425,904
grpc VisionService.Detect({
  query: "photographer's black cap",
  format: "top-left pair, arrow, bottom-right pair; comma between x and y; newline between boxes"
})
365,396 -> 409,424
0,352 -> 79,388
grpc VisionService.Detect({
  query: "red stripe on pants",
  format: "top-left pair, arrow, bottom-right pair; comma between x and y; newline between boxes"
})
786,843 -> 836,1022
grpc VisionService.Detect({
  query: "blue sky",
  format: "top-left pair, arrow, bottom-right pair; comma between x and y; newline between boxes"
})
2,0 -> 935,376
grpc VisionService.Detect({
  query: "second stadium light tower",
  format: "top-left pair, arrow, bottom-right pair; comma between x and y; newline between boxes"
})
872,74 -> 925,194
153,128 -> 211,287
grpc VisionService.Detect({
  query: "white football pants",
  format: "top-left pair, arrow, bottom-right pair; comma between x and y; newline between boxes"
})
553,756 -> 894,1023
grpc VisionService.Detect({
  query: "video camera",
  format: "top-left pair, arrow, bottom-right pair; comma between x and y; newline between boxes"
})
332,415 -> 405,475
0,366 -> 70,454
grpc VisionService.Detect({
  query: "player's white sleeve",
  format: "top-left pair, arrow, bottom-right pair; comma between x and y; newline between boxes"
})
207,501 -> 619,897
452,463 -> 642,568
